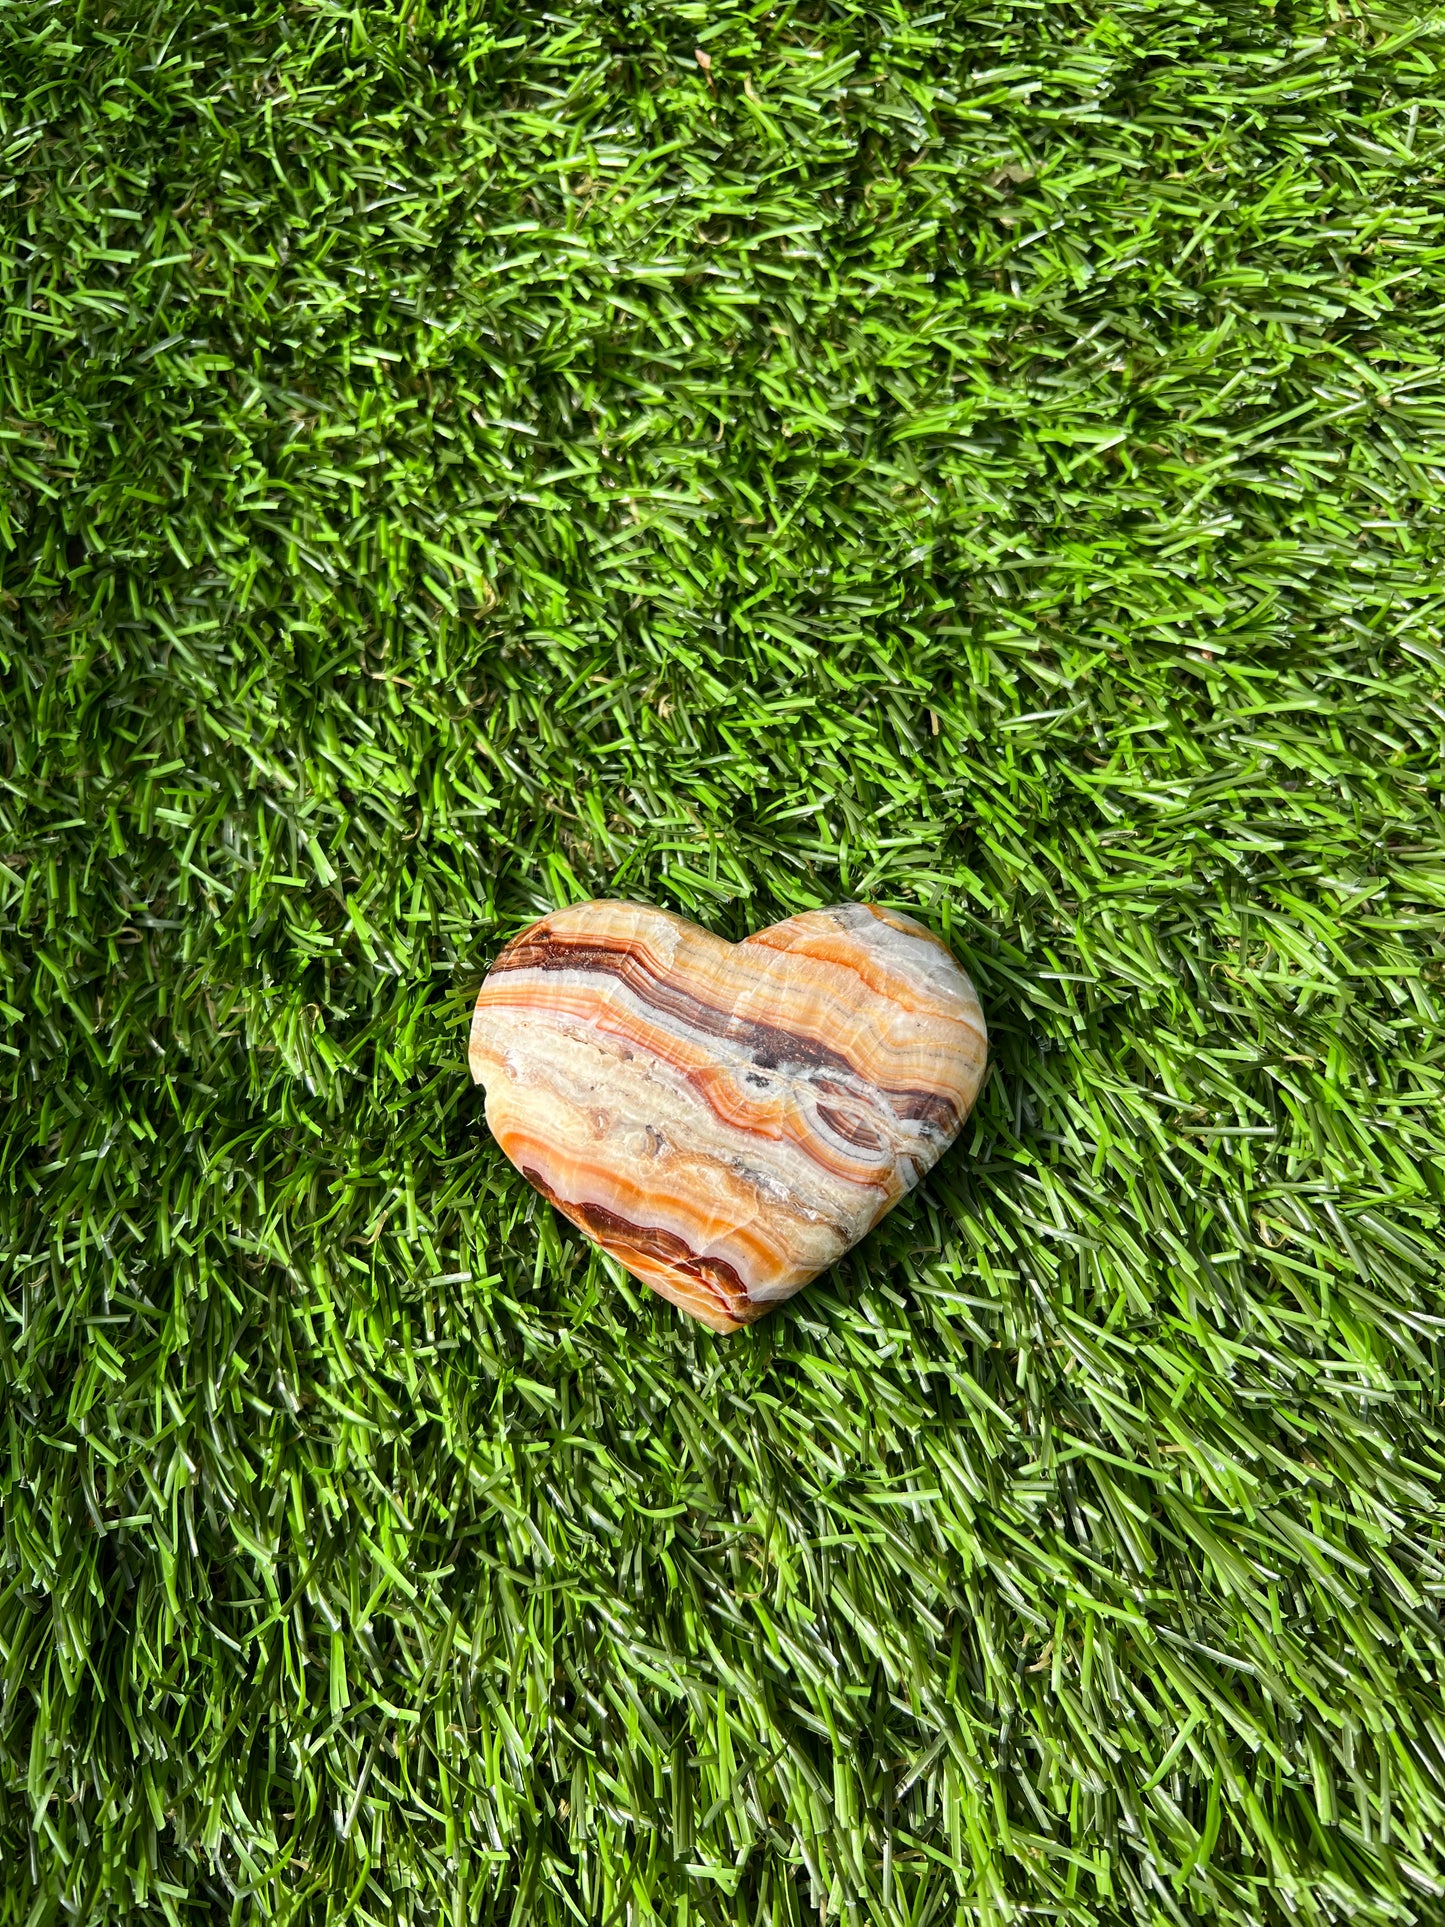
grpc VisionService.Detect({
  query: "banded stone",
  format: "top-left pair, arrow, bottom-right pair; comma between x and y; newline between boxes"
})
468,900 -> 987,1333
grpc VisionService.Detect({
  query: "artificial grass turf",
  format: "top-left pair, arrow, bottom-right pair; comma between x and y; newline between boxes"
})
3,0 -> 1445,1923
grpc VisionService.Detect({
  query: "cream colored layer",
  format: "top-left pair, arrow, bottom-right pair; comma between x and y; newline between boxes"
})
478,1027 -> 864,1284
473,984 -> 926,1188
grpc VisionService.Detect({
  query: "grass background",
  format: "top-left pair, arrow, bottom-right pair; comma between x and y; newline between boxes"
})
3,0 -> 1445,1920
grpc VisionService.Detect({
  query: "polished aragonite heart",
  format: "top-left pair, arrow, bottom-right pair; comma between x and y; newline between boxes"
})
468,900 -> 988,1333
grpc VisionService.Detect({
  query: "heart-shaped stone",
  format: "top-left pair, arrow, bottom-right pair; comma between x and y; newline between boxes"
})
468,900 -> 987,1333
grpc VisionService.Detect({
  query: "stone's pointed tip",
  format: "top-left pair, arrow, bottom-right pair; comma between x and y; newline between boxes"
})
471,899 -> 986,1330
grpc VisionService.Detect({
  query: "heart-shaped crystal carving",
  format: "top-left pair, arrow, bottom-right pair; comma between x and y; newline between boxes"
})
468,900 -> 987,1332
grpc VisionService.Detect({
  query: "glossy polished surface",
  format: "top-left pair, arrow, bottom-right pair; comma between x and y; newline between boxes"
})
469,900 -> 987,1332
